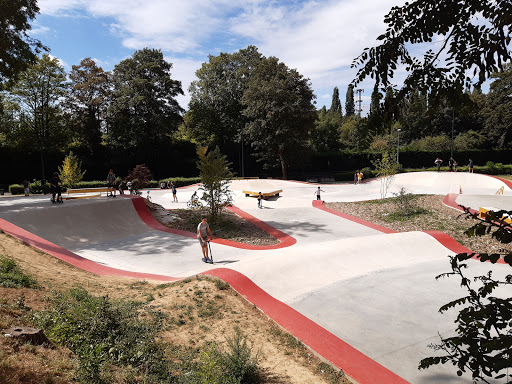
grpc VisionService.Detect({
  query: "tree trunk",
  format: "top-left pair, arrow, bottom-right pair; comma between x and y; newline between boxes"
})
279,147 -> 287,180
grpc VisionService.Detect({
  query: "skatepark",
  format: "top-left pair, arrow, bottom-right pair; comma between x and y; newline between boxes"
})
0,171 -> 511,384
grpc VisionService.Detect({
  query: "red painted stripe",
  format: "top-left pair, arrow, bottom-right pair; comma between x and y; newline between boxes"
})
202,268 -> 410,384
488,175 -> 512,190
441,193 -> 479,214
131,197 -> 297,250
312,200 -> 397,234
0,217 -> 178,281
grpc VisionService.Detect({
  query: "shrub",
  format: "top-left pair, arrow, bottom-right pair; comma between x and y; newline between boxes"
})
33,287 -> 176,384
8,184 -> 24,195
159,177 -> 202,188
126,164 -> 153,191
0,256 -> 38,288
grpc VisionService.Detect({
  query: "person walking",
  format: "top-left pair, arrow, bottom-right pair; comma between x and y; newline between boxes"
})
434,157 -> 443,172
49,172 -> 62,203
257,192 -> 263,208
23,179 -> 30,196
468,159 -> 474,173
197,216 -> 213,263
171,182 -> 178,202
357,170 -> 364,184
106,169 -> 117,197
314,186 -> 325,200
354,171 -> 358,185
448,158 -> 455,172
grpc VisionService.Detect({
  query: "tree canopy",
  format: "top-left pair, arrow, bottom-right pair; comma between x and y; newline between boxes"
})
107,48 -> 184,157
242,57 -> 316,179
0,0 -> 47,83
352,1 -> 512,101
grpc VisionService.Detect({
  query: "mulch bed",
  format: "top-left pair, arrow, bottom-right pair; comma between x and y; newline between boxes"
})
326,195 -> 511,254
146,200 -> 279,246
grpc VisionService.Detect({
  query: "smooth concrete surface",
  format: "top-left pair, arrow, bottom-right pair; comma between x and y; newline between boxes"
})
1,171 -> 511,384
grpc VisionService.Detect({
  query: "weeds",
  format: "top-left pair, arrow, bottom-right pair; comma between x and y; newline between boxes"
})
33,287 -> 176,384
0,256 -> 38,288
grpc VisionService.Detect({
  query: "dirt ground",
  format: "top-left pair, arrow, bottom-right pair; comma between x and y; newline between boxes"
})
0,232 -> 348,384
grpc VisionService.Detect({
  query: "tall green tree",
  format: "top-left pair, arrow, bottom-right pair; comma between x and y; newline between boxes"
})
311,107 -> 342,152
187,46 -> 262,174
329,86 -> 343,117
0,0 -> 47,83
482,64 -> 512,148
345,84 -> 355,117
353,0 -> 512,102
107,48 -> 184,158
8,54 -> 68,181
242,57 -> 316,179
65,58 -> 111,152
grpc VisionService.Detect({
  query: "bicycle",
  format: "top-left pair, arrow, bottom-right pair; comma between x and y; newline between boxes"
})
187,198 -> 203,208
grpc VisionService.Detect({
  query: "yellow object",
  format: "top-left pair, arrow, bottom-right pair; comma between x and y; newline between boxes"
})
496,186 -> 504,195
243,189 -> 282,198
479,207 -> 512,225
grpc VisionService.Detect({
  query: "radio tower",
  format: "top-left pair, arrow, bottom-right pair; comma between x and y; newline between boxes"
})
356,89 -> 364,117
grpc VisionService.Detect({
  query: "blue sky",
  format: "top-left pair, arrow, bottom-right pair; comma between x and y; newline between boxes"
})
33,0 -> 411,114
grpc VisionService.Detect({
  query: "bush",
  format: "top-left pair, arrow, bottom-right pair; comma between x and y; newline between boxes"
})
8,184 -> 24,195
158,177 -> 202,188
0,256 -> 38,288
33,287 -> 176,384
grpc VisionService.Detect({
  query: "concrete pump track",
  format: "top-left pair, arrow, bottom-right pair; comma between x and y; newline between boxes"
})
1,171 -> 512,384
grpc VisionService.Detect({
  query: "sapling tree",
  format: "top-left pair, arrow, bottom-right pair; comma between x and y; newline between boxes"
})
196,145 -> 234,221
419,207 -> 512,382
372,152 -> 399,199
58,151 -> 86,188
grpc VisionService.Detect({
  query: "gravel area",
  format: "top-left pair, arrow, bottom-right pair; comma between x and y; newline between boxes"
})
326,195 -> 512,255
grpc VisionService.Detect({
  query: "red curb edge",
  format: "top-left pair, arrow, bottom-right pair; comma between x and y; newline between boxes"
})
132,197 -> 297,250
312,200 -> 397,234
202,268 -> 411,384
0,217 -> 178,281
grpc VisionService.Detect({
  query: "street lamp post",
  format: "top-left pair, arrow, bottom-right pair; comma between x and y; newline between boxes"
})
397,128 -> 401,163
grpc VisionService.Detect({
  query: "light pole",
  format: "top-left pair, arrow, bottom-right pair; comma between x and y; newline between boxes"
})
450,108 -> 455,159
397,128 -> 401,163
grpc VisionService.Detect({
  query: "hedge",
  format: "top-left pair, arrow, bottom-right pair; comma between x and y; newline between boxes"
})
9,177 -> 202,195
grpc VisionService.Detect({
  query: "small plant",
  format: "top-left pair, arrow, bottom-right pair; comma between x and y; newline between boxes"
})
0,256 -> 38,288
214,279 -> 230,291
58,151 -> 86,188
219,327 -> 261,383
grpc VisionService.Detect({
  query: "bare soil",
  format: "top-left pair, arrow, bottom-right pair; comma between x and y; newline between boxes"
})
0,233 -> 348,384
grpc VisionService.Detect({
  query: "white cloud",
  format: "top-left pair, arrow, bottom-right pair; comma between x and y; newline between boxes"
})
38,0 -> 413,112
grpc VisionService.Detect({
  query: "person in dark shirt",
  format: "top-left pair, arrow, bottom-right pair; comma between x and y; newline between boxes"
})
49,173 -> 62,203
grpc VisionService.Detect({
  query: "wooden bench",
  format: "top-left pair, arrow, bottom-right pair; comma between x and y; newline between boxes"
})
64,187 -> 111,200
242,189 -> 282,199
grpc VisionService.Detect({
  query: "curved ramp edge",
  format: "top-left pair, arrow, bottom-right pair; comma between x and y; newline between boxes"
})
312,200 -> 397,234
0,217 -> 178,281
131,197 -> 297,250
202,268 -> 410,384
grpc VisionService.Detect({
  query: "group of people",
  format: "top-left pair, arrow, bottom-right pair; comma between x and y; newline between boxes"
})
434,158 -> 474,173
354,170 -> 364,184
